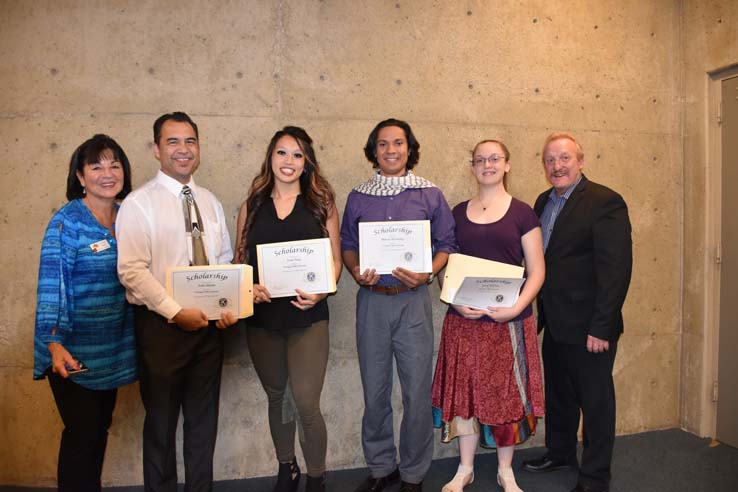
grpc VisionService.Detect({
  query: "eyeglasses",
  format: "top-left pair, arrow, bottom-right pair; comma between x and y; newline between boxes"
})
472,154 -> 506,166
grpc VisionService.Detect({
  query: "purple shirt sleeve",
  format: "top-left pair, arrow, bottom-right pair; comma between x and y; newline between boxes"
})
340,190 -> 361,253
426,188 -> 457,255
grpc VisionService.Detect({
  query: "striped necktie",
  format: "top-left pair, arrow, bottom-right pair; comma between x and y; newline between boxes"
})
181,185 -> 209,266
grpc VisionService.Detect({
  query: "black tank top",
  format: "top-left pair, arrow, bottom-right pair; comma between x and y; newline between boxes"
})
246,195 -> 329,330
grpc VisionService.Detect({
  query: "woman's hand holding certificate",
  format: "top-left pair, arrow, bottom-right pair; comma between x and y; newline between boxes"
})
291,289 -> 328,311
252,284 -> 324,311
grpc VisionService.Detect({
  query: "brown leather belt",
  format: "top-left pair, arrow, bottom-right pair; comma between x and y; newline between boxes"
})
361,284 -> 415,295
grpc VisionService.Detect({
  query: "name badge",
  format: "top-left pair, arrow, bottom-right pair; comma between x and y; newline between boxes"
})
90,239 -> 111,253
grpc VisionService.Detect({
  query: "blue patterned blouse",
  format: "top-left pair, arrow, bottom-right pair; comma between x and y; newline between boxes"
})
33,199 -> 136,390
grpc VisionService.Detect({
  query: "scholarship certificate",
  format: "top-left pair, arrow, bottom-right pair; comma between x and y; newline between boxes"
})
452,276 -> 526,310
440,253 -> 524,304
358,220 -> 432,274
256,238 -> 337,298
166,264 -> 254,320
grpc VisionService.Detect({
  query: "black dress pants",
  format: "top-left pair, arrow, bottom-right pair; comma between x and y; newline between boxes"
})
47,371 -> 117,492
135,307 -> 224,492
542,329 -> 618,489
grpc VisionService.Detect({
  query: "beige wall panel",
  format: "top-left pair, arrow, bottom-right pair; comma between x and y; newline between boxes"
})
616,333 -> 680,432
679,331 -> 707,430
681,129 -> 708,339
684,0 -> 738,70
0,367 -> 61,487
0,1 -> 279,116
278,0 -> 679,134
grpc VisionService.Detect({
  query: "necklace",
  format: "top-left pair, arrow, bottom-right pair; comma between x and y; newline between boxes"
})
478,195 -> 492,211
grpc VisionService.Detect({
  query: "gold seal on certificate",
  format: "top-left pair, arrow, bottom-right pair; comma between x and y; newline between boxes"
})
358,220 -> 432,274
256,238 -> 337,298
166,264 -> 254,320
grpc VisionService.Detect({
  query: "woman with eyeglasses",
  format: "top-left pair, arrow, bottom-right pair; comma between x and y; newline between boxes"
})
431,139 -> 546,492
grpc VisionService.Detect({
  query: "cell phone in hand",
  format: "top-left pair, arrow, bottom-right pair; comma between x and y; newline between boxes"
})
66,358 -> 89,374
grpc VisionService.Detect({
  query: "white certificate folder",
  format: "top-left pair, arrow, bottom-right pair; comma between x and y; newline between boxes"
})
256,238 -> 337,298
440,253 -> 525,306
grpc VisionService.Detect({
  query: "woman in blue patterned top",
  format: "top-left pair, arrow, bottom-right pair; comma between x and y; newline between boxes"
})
33,134 -> 136,492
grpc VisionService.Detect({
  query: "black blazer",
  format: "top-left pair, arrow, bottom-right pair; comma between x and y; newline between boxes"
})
534,175 -> 632,344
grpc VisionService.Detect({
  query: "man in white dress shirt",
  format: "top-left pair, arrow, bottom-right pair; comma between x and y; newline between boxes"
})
117,112 -> 237,492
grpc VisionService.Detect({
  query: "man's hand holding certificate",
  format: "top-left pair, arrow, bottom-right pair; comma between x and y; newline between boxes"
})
358,220 -> 432,274
166,264 -> 254,321
256,238 -> 337,298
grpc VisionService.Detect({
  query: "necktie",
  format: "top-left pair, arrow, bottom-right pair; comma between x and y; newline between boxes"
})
181,185 -> 209,266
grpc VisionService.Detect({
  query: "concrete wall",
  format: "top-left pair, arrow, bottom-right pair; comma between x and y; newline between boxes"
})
0,0 -> 695,487
680,1 -> 738,435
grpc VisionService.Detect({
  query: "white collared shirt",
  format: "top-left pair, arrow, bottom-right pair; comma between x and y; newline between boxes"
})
116,170 -> 233,319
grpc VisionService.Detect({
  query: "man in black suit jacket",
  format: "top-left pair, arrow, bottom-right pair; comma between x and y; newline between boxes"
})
521,133 -> 632,492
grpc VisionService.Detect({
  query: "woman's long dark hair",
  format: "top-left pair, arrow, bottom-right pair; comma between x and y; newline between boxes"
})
236,126 -> 335,263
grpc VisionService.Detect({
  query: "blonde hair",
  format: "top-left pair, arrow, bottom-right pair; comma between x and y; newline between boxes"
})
541,132 -> 584,163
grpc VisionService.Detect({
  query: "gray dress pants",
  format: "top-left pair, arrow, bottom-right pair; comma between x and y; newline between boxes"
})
356,284 -> 434,484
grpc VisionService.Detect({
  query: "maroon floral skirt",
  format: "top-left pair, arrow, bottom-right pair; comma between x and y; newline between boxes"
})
431,312 -> 544,447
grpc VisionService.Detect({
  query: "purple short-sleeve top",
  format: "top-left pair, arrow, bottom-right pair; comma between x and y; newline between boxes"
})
450,196 -> 540,321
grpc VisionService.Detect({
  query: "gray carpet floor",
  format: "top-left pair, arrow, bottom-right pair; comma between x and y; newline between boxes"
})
4,429 -> 737,492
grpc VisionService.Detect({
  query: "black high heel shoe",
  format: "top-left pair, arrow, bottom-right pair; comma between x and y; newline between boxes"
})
274,457 -> 300,492
305,473 -> 326,492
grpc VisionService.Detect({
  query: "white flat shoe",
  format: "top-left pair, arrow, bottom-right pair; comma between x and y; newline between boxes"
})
497,467 -> 523,492
441,465 -> 474,492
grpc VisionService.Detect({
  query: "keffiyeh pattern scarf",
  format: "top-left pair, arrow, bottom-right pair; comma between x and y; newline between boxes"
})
353,170 -> 437,196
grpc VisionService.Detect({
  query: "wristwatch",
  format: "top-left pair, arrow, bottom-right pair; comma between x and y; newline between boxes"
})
426,272 -> 435,284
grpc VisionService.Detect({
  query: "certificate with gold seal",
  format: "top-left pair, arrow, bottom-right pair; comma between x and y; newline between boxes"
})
359,220 -> 432,274
166,264 -> 254,320
256,238 -> 337,298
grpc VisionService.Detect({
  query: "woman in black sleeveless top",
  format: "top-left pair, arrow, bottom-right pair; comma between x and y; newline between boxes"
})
235,127 -> 341,492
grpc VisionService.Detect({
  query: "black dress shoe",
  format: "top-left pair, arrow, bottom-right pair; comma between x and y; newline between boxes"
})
570,484 -> 609,492
399,481 -> 422,492
521,456 -> 577,473
354,468 -> 400,492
